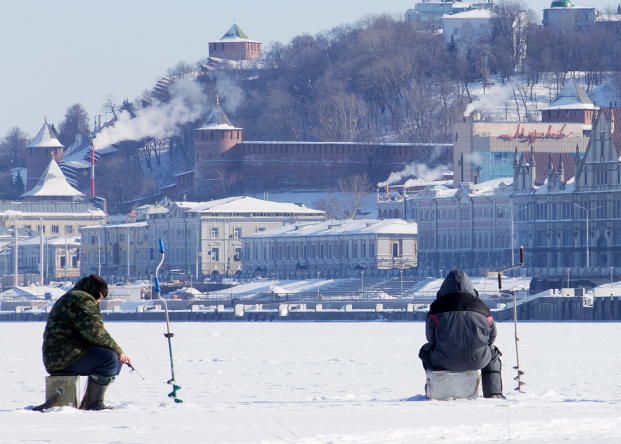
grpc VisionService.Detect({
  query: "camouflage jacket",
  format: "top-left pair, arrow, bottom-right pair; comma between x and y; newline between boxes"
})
42,277 -> 123,373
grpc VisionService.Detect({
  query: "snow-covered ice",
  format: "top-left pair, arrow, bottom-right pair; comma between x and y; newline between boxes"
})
5,322 -> 621,443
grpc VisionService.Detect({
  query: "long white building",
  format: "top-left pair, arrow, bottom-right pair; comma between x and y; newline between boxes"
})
241,219 -> 418,276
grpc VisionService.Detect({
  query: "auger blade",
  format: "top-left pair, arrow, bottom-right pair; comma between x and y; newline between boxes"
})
168,382 -> 183,403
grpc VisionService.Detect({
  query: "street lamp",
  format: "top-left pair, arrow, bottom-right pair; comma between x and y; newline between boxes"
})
574,203 -> 602,268
316,271 -> 320,299
498,206 -> 528,267
361,269 -> 364,298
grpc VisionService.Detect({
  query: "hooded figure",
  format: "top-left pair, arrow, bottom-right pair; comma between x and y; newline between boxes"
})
419,270 -> 504,399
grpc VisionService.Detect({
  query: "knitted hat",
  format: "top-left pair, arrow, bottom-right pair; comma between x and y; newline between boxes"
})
89,274 -> 109,299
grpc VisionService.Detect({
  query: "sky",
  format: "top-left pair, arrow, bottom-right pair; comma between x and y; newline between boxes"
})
0,0 -> 614,140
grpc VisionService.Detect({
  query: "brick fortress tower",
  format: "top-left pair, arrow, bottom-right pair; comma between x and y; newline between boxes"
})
25,119 -> 64,192
208,23 -> 261,61
194,100 -> 242,196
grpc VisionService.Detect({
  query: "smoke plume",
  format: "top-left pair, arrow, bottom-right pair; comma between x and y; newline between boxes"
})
463,83 -> 513,117
377,163 -> 448,187
93,79 -> 208,149
215,73 -> 245,113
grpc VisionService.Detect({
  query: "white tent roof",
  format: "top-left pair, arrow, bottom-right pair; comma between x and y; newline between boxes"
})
26,120 -> 64,149
21,160 -> 84,198
188,196 -> 324,215
543,77 -> 597,111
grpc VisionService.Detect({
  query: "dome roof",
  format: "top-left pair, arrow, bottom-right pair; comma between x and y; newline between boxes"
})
551,0 -> 573,8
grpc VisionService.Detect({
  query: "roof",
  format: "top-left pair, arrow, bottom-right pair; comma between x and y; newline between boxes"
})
21,160 -> 85,198
210,24 -> 260,43
0,201 -> 105,217
0,285 -> 66,300
12,235 -> 80,247
187,196 -> 325,216
551,0 -> 573,7
243,219 -> 417,240
26,120 -> 64,149
599,107 -> 621,159
521,151 -> 577,186
80,221 -> 148,231
542,77 -> 596,111
442,9 -> 492,19
197,102 -> 240,130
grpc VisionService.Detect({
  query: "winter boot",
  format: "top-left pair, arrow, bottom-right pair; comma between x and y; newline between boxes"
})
481,347 -> 504,399
79,374 -> 115,411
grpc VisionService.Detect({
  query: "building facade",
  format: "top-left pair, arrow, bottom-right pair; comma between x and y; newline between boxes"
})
0,236 -> 81,282
513,107 -> 621,269
241,219 -> 418,275
414,178 -> 514,273
79,222 -> 150,277
79,197 -> 325,279
405,1 -> 493,31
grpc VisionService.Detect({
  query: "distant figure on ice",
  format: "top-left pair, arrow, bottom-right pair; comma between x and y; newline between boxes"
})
42,274 -> 131,410
419,270 -> 505,399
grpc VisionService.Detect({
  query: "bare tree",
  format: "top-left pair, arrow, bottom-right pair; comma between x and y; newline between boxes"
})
0,127 -> 29,171
100,94 -> 119,119
96,156 -> 157,214
313,173 -> 371,219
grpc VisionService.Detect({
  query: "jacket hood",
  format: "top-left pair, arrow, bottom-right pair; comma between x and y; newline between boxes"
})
436,270 -> 479,299
72,276 -> 101,300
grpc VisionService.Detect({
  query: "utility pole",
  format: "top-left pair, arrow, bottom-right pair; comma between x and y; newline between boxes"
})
127,228 -> 130,279
574,203 -> 602,268
98,234 -> 101,276
195,223 -> 199,280
14,219 -> 18,288
39,217 -> 44,286
498,206 -> 527,267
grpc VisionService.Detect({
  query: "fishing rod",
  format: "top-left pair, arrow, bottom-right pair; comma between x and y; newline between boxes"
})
154,239 -> 183,403
126,362 -> 145,380
497,245 -> 525,393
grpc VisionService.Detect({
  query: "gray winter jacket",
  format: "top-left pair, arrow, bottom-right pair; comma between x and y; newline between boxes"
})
424,270 -> 497,371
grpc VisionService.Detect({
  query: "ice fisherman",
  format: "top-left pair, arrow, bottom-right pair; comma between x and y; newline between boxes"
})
418,270 -> 504,399
42,274 -> 131,410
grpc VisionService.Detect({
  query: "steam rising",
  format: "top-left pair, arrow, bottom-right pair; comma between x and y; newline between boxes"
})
93,80 -> 207,149
463,84 -> 513,117
215,73 -> 245,113
377,163 -> 448,187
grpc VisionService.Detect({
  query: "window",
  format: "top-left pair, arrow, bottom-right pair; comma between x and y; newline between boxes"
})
563,231 -> 573,247
311,244 -> 315,258
263,246 -> 267,260
345,244 -> 349,258
392,243 -> 399,257
328,244 -> 332,259
320,244 -> 324,259
303,245 -> 307,259
211,228 -> 219,239
211,247 -> 220,262
362,243 -> 366,258
234,228 -> 242,239
371,242 -> 375,257
287,245 -> 291,259
279,245 -> 283,259
295,245 -> 299,259
51,225 -> 59,233
536,231 -> 547,247
453,27 -> 458,35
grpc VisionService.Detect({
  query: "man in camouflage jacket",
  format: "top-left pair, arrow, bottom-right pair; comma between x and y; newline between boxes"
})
42,275 -> 131,410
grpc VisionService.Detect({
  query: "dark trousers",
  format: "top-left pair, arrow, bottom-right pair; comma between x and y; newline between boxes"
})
60,346 -> 123,377
419,344 -> 503,396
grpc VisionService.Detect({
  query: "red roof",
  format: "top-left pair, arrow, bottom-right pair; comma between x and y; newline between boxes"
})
599,107 -> 621,159
520,151 -> 577,186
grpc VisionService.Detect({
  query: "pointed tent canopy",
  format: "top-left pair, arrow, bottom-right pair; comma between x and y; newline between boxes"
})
543,77 -> 597,111
197,101 -> 241,130
209,23 -> 260,43
26,119 -> 64,149
21,159 -> 84,199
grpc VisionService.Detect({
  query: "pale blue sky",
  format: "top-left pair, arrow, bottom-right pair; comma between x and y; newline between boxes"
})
0,0 -> 612,139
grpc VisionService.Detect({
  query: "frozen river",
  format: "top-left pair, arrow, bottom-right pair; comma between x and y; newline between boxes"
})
3,321 -> 621,443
